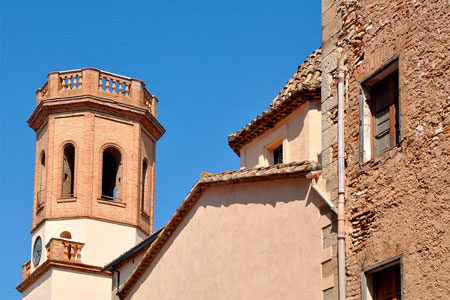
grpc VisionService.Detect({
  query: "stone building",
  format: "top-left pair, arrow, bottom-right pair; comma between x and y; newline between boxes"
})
17,1 -> 449,299
321,0 -> 450,299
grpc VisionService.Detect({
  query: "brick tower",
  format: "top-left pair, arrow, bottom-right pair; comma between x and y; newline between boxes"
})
17,68 -> 165,299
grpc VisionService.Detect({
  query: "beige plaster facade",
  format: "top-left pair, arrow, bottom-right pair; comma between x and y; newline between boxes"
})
30,219 -> 146,273
240,101 -> 321,169
125,179 -> 334,299
22,269 -> 111,300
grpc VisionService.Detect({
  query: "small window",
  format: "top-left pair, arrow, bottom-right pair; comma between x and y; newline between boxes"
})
102,147 -> 122,201
141,159 -> 148,211
360,60 -> 400,163
264,137 -> 284,166
62,144 -> 75,198
37,151 -> 46,208
363,257 -> 402,300
370,71 -> 399,157
273,144 -> 283,164
60,231 -> 72,239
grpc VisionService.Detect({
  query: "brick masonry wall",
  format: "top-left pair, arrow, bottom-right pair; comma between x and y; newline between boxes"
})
322,0 -> 450,299
32,106 -> 158,236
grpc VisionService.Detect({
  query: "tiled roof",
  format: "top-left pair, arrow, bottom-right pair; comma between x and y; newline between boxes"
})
228,48 -> 322,156
118,161 -> 321,297
102,227 -> 164,272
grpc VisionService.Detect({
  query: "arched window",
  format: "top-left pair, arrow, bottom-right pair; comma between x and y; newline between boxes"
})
62,144 -> 75,198
141,159 -> 148,211
37,151 -> 46,207
60,231 -> 72,239
102,147 -> 122,201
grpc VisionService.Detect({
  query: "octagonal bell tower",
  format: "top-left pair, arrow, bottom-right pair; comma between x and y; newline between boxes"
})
17,68 -> 165,299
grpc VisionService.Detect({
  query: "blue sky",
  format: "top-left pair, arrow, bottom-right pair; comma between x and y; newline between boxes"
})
0,1 -> 320,298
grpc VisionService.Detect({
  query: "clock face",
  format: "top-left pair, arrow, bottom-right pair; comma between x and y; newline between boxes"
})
33,236 -> 42,267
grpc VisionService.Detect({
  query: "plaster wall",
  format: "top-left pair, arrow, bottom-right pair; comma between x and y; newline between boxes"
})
22,269 -> 52,300
127,179 -> 331,300
30,219 -> 144,269
50,269 -> 111,300
115,252 -> 145,291
240,101 -> 321,169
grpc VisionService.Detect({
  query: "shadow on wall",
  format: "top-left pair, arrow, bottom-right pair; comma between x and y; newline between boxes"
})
126,178 -> 336,299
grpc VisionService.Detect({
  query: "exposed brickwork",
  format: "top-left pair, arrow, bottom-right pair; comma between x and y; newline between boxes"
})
322,0 -> 450,299
29,69 -> 165,236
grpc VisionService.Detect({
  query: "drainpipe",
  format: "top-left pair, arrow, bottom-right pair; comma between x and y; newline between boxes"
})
337,57 -> 346,300
112,266 -> 123,300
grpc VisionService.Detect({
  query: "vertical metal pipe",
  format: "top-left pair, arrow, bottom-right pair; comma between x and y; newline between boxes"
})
112,266 -> 123,300
337,58 -> 347,300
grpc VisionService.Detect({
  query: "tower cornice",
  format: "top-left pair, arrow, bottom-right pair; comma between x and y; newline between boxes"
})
27,95 -> 165,141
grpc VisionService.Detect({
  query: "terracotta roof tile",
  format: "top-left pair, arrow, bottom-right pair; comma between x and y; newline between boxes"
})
228,48 -> 322,156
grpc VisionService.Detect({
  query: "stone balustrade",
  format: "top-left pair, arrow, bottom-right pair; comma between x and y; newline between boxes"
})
22,261 -> 31,280
35,68 -> 158,117
60,70 -> 83,90
45,238 -> 85,264
99,71 -> 130,96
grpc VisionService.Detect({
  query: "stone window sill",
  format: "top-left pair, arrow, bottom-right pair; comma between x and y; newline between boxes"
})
57,197 -> 77,203
97,198 -> 126,208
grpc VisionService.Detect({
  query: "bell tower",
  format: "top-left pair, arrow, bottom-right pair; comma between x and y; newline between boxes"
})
17,68 -> 165,299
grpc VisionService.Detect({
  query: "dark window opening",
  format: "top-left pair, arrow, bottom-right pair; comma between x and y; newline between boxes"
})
141,160 -> 148,211
102,147 -> 122,201
370,71 -> 399,157
37,151 -> 46,208
62,144 -> 75,198
273,144 -> 283,164
371,264 -> 401,300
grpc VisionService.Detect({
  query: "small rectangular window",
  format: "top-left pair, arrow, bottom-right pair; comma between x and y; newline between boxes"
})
371,71 -> 399,157
359,59 -> 400,164
273,144 -> 283,164
362,256 -> 402,300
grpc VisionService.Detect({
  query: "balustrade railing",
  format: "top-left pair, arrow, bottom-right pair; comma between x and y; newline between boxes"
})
45,238 -> 85,264
41,83 -> 49,99
22,261 -> 31,280
60,71 -> 83,90
35,68 -> 158,116
99,72 -> 131,96
144,90 -> 153,111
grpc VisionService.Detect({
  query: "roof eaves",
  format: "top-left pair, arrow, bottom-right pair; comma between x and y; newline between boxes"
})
228,48 -> 322,156
102,227 -> 164,272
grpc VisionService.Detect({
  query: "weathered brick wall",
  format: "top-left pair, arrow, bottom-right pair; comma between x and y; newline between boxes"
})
322,0 -> 450,299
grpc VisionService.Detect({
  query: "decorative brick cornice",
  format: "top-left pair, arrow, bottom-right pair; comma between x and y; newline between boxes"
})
118,161 -> 321,297
27,95 -> 165,141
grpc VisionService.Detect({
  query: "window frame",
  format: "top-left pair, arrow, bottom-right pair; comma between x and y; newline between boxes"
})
101,145 -> 123,202
61,143 -> 76,198
140,158 -> 149,212
264,136 -> 284,166
359,57 -> 401,165
361,255 -> 403,300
